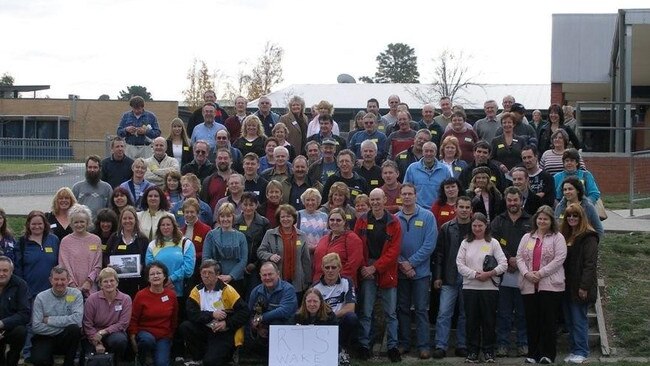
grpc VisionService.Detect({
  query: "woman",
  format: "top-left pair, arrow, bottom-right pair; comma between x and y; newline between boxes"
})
538,104 -> 581,154
467,166 -> 504,223
294,288 -> 337,325
257,137 -> 279,173
93,208 -> 118,249
530,109 -> 547,134
234,115 -> 266,157
307,100 -> 340,137
278,95 -> 309,156
0,208 -> 16,261
540,130 -> 579,176
441,111 -> 479,164
257,180 -> 284,228
516,205 -> 567,364
319,181 -> 357,229
258,204 -> 311,297
490,112 -> 527,170
129,261 -> 178,366
58,204 -> 102,297
312,208 -> 364,287
234,192 -> 270,297
138,186 -> 173,240
163,171 -> 183,208
15,211 -> 60,297
559,203 -> 599,364
45,187 -> 77,241
554,177 -> 604,237
171,173 -> 213,227
105,206 -> 149,298
180,198 -> 211,286
203,203 -> 248,295
354,194 -> 370,219
274,118 -> 297,160
347,110 -> 367,145
439,136 -> 467,178
82,267 -> 132,364
553,149 -> 601,204
297,188 -> 328,254
166,117 -> 193,168
119,158 -> 154,209
109,186 -> 135,216
430,177 -> 461,229
455,213 -> 507,364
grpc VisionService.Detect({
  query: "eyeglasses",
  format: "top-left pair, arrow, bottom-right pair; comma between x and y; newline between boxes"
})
323,266 -> 339,270
195,150 -> 207,155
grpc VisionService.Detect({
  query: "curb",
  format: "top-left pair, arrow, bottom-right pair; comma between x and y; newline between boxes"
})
0,167 -> 63,182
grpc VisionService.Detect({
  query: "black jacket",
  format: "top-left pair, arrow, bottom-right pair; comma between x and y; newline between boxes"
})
100,155 -> 134,188
490,211 -> 532,258
186,281 -> 249,331
166,138 -> 193,168
0,275 -> 31,330
433,219 -> 470,286
458,161 -> 507,192
564,231 -> 599,304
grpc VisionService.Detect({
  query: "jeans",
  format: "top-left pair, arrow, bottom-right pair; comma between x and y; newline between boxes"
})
359,279 -> 398,349
563,296 -> 590,357
397,276 -> 431,351
434,278 -> 466,350
496,285 -> 527,347
339,312 -> 359,348
136,331 -> 172,366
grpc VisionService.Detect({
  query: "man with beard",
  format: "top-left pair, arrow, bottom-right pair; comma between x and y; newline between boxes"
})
143,137 -> 180,188
458,141 -> 507,192
282,155 -> 322,211
101,137 -> 134,188
510,167 -> 544,215
395,129 -> 431,183
201,148 -> 234,210
72,155 -> 113,218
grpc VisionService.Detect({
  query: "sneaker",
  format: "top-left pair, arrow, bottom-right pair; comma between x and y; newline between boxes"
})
496,346 -> 508,357
567,355 -> 587,364
183,361 -> 202,366
465,352 -> 479,363
525,357 -> 537,363
539,356 -> 553,364
484,352 -> 496,363
564,353 -> 576,362
358,347 -> 371,361
518,345 -> 529,357
455,347 -> 468,357
432,348 -> 446,359
338,349 -> 351,366
175,356 -> 185,363
387,348 -> 402,363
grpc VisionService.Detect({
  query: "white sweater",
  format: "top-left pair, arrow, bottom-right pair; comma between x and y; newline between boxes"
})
456,238 -> 507,290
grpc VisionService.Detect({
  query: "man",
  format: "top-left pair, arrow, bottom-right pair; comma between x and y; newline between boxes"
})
395,184 -> 437,359
143,137 -> 180,188
101,136 -> 134,188
496,103 -> 537,144
180,260 -> 249,366
282,156 -> 321,210
433,96 -> 453,129
355,140 -> 384,191
119,158 -> 154,208
214,174 -> 246,219
187,90 -> 229,138
418,104 -> 444,147
490,187 -> 532,358
242,153 -> 269,203
201,148 -> 234,210
473,100 -> 500,144
511,167 -> 544,215
191,103 -> 227,151
349,113 -> 388,162
31,266 -> 83,366
403,142 -> 452,208
0,257 -> 30,366
530,109 -> 548,135
380,160 -> 402,213
431,197 -> 472,359
72,155 -> 113,218
458,141 -> 507,192
385,105 -> 420,136
312,253 -> 357,366
307,138 -> 338,183
181,140 -> 216,182
116,96 -> 161,159
255,97 -> 280,137
260,146 -> 292,184
521,146 -> 555,207
496,95 -> 529,124
223,95 -> 248,143
354,189 -> 402,362
366,98 -> 386,132
305,140 -> 321,166
214,129 -> 243,174
247,262 -> 297,355
322,149 -> 369,205
381,95 -> 400,127
395,129 -> 430,182
306,114 -> 346,153
387,111 -> 417,159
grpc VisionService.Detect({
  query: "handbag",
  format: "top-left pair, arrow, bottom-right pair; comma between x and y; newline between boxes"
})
483,254 -> 500,287
85,352 -> 114,366
594,198 -> 608,221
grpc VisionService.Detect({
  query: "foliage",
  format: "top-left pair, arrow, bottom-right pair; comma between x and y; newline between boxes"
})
244,42 -> 284,100
118,85 -> 152,101
361,43 -> 420,84
0,72 -> 14,86
98,94 -> 110,101
182,58 -> 215,110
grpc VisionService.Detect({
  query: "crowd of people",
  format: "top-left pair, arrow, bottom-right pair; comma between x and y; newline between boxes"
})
0,92 -> 602,365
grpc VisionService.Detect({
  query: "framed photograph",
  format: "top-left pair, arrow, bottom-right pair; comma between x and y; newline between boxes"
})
109,254 -> 141,278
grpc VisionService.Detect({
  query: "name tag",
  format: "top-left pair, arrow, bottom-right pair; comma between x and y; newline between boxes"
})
440,211 -> 449,216
396,198 -> 403,204
177,210 -> 183,215
498,144 -> 505,149
454,166 -> 462,171
101,244 -> 107,251
45,247 -> 53,253
399,154 -> 407,159
89,245 -> 98,251
253,191 -> 260,196
431,130 -> 438,135
65,295 -> 76,303
415,220 -> 423,227
183,146 -> 189,151
292,121 -> 298,126
345,214 -> 352,220
370,180 -> 379,186
238,225 -> 248,231
193,236 -> 203,243
161,295 -> 169,302
296,240 -> 302,246
115,305 -> 123,311
464,137 -> 473,142
480,245 -> 490,253
50,224 -> 57,229
118,245 -> 127,250
371,139 -> 378,143
559,214 -> 564,220
326,171 -> 335,176
245,142 -> 253,147
367,224 -> 374,230
378,125 -> 385,131
500,238 -> 507,246
527,241 -> 535,250
490,176 -> 496,182
351,190 -> 359,196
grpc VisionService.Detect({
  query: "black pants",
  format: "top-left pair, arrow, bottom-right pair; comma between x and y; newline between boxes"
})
522,291 -> 563,362
0,325 -> 27,366
79,331 -> 129,366
179,320 -> 235,365
463,289 -> 498,354
31,324 -> 81,366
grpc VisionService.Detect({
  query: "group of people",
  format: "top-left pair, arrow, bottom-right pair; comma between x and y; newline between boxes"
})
0,92 -> 603,365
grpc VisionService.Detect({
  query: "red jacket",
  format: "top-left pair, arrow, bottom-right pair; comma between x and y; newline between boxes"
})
312,230 -> 364,287
353,211 -> 402,288
181,220 -> 211,264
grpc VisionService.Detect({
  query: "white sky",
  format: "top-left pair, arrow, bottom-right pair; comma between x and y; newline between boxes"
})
1,0 -> 647,101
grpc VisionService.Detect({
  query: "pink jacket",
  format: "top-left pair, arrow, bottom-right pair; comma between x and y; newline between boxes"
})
516,232 -> 567,294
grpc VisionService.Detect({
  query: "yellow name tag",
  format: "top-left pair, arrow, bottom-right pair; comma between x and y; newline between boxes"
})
371,139 -> 378,143
370,180 -> 379,186
183,146 -> 189,151
238,225 -> 248,231
399,154 -> 407,159
415,220 -> 423,227
346,214 -> 352,220
490,176 -> 496,182
431,131 -> 438,135
327,171 -> 335,176
498,144 -> 505,149
396,198 -> 403,204
101,244 -> 107,251
193,236 -> 203,243
527,241 -> 535,250
296,240 -> 301,246
89,245 -> 98,251
378,125 -> 385,130
480,245 -> 490,253
440,211 -> 449,216
118,245 -> 127,250
45,247 -> 53,253
454,166 -> 462,171
500,238 -> 507,246
559,214 -> 564,220
245,142 -> 253,146
177,210 -> 183,215
351,190 -> 359,196
65,295 -> 75,303
367,224 -> 374,230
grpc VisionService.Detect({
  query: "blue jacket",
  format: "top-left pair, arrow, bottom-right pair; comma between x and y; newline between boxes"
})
248,279 -> 297,324
171,198 -> 213,227
349,130 -> 388,162
553,169 -> 601,203
15,234 -> 60,298
396,206 -> 437,279
146,238 -> 196,297
202,228 -> 248,281
116,110 -> 161,146
403,159 -> 452,208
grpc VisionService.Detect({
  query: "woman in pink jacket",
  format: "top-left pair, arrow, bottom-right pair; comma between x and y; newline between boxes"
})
516,205 -> 567,364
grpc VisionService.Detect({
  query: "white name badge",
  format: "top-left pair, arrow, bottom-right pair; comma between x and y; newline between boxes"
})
161,295 -> 169,302
115,305 -> 123,311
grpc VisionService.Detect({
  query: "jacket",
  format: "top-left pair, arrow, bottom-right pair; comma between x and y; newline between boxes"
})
564,230 -> 599,303
0,275 -> 31,330
394,147 -> 419,183
278,113 -> 308,155
555,198 -> 604,237
403,158 -> 452,208
166,138 -> 193,168
353,211 -> 402,288
312,231 -> 364,286
181,220 -> 212,265
248,279 -> 297,324
468,188 -> 505,223
257,228 -> 311,292
516,231 -> 567,294
396,207 -> 437,280
434,219 -> 468,286
553,169 -> 601,203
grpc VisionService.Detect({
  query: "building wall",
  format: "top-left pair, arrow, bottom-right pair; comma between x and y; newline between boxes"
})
583,154 -> 650,194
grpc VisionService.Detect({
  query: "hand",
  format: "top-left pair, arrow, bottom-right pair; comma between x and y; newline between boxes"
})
81,280 -> 93,293
136,126 -> 147,135
406,268 -> 416,279
93,331 -> 104,343
95,343 -> 106,354
474,187 -> 483,196
43,316 -> 49,324
252,315 -> 262,327
433,279 -> 442,290
525,271 -> 541,284
245,263 -> 256,274
399,261 -> 412,274
499,164 -> 509,174
213,309 -> 227,320
212,320 -> 227,332
130,336 -> 138,353
126,126 -> 136,134
475,271 -> 493,282
270,254 -> 281,263
507,257 -> 518,273
218,275 -> 232,283
578,289 -> 588,301
360,266 -> 376,279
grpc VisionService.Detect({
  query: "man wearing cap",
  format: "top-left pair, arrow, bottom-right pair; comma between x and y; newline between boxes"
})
307,138 -> 338,183
306,114 -> 346,154
116,96 -> 161,159
495,103 -> 537,144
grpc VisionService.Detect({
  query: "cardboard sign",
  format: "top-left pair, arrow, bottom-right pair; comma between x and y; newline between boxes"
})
269,325 -> 338,366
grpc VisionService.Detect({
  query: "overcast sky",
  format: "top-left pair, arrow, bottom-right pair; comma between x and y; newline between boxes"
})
1,0 -> 646,102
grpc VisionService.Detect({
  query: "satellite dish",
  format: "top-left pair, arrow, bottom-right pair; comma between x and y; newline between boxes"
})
337,74 -> 356,83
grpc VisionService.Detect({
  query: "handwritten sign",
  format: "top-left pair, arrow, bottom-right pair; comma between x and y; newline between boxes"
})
269,325 -> 338,366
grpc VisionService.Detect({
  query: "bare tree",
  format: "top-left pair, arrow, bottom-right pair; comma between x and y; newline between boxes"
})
245,42 -> 284,100
220,62 -> 251,101
182,58 -> 215,110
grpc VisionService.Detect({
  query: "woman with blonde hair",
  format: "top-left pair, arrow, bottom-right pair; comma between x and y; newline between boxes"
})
166,117 -> 192,167
319,181 -> 356,228
467,166 -> 504,223
271,122 -> 296,161
45,187 -> 77,241
278,95 -> 308,155
439,136 -> 467,178
307,100 -> 340,137
234,115 -> 266,157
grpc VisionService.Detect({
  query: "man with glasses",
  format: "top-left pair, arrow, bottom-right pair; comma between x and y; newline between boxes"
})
255,97 -> 280,137
191,103 -> 227,151
182,140 -> 216,182
349,113 -> 388,163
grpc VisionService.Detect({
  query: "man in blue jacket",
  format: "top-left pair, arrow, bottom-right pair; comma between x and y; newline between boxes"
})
0,256 -> 30,366
403,141 -> 452,208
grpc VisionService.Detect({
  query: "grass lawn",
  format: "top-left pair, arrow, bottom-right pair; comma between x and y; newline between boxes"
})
0,161 -> 62,176
602,194 -> 650,210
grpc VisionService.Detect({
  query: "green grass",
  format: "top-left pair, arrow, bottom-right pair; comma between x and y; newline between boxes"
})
6,215 -> 25,236
602,194 -> 650,210
0,161 -> 62,176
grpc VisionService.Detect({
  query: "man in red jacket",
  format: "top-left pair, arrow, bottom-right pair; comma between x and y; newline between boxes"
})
354,188 -> 402,362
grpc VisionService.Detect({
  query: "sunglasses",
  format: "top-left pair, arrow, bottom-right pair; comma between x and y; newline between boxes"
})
324,266 -> 339,270
195,150 -> 208,155
566,213 -> 580,218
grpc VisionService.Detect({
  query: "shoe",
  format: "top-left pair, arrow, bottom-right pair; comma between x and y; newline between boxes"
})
539,356 -> 553,364
183,361 -> 202,366
455,347 -> 468,357
564,353 -> 576,362
397,346 -> 408,355
484,352 -> 496,363
432,348 -> 446,359
419,350 -> 431,359
567,355 -> 587,364
525,357 -> 537,363
496,346 -> 508,357
338,349 -> 351,366
465,352 -> 479,363
358,347 -> 371,361
387,348 -> 402,362
518,345 -> 529,357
